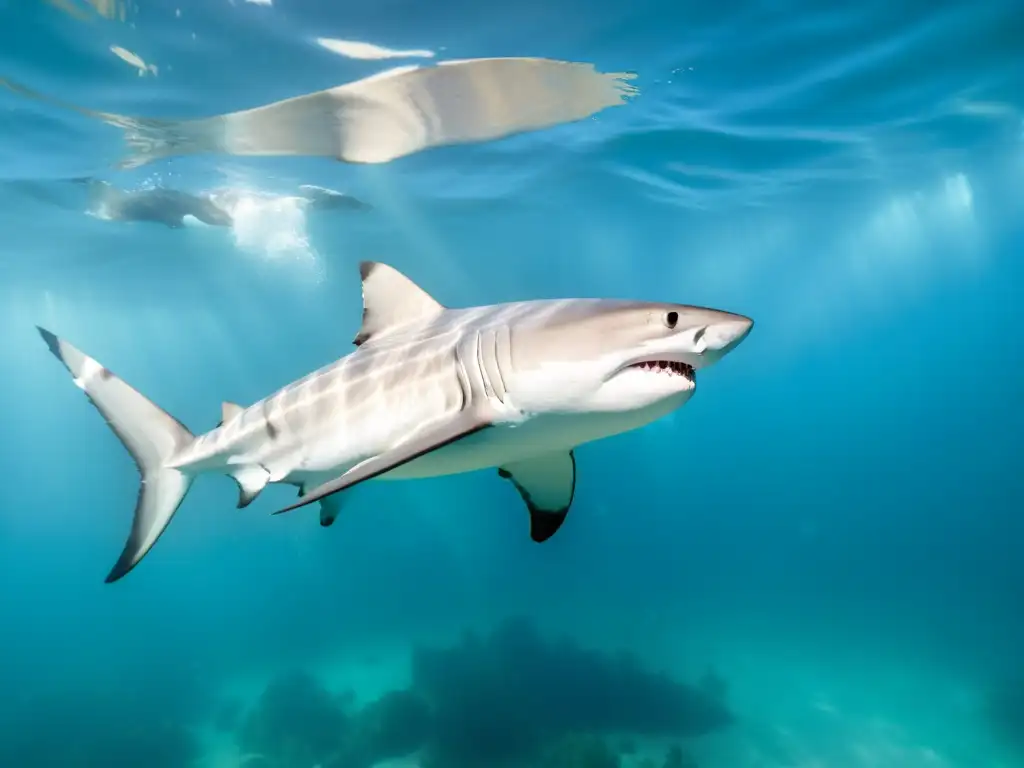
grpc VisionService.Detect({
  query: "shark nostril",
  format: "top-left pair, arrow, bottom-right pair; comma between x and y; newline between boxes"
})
693,326 -> 708,355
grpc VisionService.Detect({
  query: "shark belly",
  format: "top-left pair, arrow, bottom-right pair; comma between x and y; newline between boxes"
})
381,391 -> 691,480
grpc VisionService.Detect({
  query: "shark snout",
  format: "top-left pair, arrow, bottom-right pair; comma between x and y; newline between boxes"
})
694,314 -> 753,368
705,316 -> 753,352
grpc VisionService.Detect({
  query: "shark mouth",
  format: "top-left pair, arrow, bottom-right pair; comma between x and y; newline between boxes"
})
629,360 -> 695,380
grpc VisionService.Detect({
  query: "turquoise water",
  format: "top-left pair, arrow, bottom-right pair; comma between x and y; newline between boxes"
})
2,1 -> 1024,766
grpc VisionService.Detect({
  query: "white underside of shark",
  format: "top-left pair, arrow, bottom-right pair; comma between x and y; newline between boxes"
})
38,261 -> 753,583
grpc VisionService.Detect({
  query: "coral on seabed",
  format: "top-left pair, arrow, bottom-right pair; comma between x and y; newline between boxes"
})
696,667 -> 728,704
230,617 -> 729,768
410,617 -> 731,768
662,743 -> 698,768
235,671 -> 433,768
632,744 -> 697,768
986,676 -> 1024,754
237,670 -> 350,767
339,689 -> 434,766
540,733 -> 621,768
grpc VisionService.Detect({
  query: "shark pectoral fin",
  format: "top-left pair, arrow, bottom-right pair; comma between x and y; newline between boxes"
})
498,451 -> 577,543
220,401 -> 244,426
352,261 -> 446,346
273,410 -> 493,515
231,465 -> 270,508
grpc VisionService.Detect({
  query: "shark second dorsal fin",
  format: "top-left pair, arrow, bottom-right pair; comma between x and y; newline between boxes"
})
295,482 -> 348,527
221,401 -> 244,425
353,261 -> 445,346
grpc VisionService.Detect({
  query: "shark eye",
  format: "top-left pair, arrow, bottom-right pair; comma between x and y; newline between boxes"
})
664,311 -> 679,329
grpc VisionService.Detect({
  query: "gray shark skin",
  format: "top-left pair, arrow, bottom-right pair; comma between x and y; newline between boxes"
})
81,180 -> 372,229
84,179 -> 234,228
37,262 -> 753,583
208,185 -> 373,217
298,184 -> 372,212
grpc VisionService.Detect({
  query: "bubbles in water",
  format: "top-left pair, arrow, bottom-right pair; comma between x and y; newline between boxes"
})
215,189 -> 323,280
942,172 -> 973,217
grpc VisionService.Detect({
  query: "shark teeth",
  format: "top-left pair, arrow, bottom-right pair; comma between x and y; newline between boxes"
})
629,360 -> 695,379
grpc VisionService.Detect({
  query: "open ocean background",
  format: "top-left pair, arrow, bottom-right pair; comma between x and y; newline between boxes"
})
1,0 -> 1023,766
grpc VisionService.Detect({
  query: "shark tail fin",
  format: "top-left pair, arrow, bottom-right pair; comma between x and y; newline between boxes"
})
37,327 -> 196,583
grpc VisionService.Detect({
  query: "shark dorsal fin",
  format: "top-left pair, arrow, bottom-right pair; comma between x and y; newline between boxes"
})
353,261 -> 445,346
221,401 -> 243,424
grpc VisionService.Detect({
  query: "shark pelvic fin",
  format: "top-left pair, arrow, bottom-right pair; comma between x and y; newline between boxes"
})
294,482 -> 348,527
274,409 -> 492,515
353,261 -> 446,346
498,451 -> 576,543
231,465 -> 270,508
319,493 -> 345,527
220,401 -> 244,426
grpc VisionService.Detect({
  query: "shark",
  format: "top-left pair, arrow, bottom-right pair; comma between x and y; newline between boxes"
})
71,179 -> 373,230
78,179 -> 235,229
37,261 -> 753,583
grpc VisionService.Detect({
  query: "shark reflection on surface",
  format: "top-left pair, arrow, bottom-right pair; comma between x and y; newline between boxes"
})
76,178 -> 372,229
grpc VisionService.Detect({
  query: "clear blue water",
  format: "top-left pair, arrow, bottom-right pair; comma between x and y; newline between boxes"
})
2,1 -> 1023,766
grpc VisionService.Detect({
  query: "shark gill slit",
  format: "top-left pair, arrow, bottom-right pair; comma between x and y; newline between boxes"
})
494,329 -> 507,402
477,330 -> 504,403
495,324 -> 513,401
474,333 -> 492,400
483,328 -> 507,404
453,345 -> 471,412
